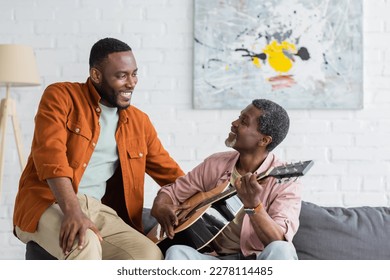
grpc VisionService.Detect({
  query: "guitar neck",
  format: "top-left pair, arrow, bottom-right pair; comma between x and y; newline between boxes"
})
193,169 -> 271,211
188,160 -> 313,214
194,184 -> 237,210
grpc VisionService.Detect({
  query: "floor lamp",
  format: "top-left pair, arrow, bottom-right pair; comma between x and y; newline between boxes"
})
0,44 -> 40,201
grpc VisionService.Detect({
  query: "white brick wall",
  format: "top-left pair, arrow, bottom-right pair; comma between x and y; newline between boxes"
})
0,0 -> 389,259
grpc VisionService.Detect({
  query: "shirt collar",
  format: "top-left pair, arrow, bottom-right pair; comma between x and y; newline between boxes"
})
255,153 -> 275,175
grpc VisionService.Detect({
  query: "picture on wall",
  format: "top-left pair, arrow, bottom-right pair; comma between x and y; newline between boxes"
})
193,0 -> 363,109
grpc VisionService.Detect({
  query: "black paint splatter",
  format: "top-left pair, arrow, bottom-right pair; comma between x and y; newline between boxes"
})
235,48 -> 267,63
296,47 -> 310,60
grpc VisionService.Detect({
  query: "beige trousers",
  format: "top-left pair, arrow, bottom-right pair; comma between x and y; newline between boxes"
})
15,194 -> 163,260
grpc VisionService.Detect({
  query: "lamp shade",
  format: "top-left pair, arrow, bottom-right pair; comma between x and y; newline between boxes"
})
0,44 -> 40,87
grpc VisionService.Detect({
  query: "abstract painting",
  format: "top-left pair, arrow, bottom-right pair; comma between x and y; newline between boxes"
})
193,0 -> 363,109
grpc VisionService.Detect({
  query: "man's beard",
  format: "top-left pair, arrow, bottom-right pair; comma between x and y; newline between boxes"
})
95,79 -> 131,110
225,137 -> 237,148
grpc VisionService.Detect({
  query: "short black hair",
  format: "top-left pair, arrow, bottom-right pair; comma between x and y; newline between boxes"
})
89,38 -> 132,69
252,99 -> 290,151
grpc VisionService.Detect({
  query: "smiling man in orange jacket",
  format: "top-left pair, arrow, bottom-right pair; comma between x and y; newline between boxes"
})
13,38 -> 184,260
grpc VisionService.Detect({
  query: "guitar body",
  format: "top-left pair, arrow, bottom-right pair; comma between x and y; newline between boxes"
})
147,180 -> 242,253
156,194 -> 243,254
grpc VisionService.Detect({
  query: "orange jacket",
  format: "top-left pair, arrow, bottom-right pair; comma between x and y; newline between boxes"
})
13,78 -> 184,233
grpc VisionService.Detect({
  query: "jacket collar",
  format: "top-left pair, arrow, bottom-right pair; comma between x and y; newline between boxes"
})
86,77 -> 101,105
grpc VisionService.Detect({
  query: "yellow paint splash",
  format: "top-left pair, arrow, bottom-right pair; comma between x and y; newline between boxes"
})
252,57 -> 262,68
263,40 -> 297,73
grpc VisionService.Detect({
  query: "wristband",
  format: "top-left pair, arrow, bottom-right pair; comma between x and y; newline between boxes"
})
244,202 -> 262,215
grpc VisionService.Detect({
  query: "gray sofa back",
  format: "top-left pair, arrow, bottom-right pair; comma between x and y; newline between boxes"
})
293,201 -> 390,260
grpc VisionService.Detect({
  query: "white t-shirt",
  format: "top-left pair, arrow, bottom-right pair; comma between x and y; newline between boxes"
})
78,103 -> 119,200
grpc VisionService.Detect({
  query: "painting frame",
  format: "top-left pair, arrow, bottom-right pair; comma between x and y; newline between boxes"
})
193,0 -> 363,110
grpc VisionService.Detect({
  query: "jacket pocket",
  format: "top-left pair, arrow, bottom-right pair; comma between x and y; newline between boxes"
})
67,119 -> 92,140
127,149 -> 145,159
126,137 -> 147,159
125,140 -> 147,189
66,119 -> 92,168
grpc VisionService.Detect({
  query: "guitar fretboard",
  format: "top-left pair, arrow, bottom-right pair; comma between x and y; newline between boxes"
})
182,160 -> 313,220
189,170 -> 270,214
196,185 -> 236,209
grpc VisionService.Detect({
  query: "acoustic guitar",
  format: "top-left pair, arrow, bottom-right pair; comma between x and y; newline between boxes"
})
147,160 -> 314,254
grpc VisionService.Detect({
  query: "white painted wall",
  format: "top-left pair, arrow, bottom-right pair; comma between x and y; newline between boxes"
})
0,0 -> 389,260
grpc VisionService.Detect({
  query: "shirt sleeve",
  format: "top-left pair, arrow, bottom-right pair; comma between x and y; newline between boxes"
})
266,179 -> 302,242
241,177 -> 302,256
143,114 -> 185,186
157,161 -> 208,204
32,84 -> 74,181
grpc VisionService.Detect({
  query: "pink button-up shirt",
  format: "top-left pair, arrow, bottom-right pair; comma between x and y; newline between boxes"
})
158,151 -> 302,256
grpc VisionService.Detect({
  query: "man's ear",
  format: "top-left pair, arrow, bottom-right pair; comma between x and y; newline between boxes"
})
90,68 -> 101,84
258,135 -> 272,148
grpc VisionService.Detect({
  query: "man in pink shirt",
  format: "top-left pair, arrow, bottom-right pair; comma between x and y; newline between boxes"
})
151,99 -> 302,260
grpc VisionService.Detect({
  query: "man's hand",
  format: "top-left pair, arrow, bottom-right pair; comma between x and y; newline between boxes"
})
235,172 -> 264,208
47,177 -> 102,255
151,192 -> 188,240
59,208 -> 102,255
235,172 -> 285,244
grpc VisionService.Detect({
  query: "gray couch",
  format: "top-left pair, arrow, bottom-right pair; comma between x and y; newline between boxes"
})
293,201 -> 390,260
25,201 -> 390,260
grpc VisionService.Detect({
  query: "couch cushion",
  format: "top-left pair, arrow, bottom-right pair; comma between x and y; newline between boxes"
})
293,201 -> 390,260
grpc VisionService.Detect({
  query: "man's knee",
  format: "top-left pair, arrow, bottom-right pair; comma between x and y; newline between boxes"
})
103,234 -> 163,260
132,238 -> 163,260
164,245 -> 217,260
142,243 -> 164,260
258,240 -> 298,260
66,229 -> 102,260
165,245 -> 193,260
